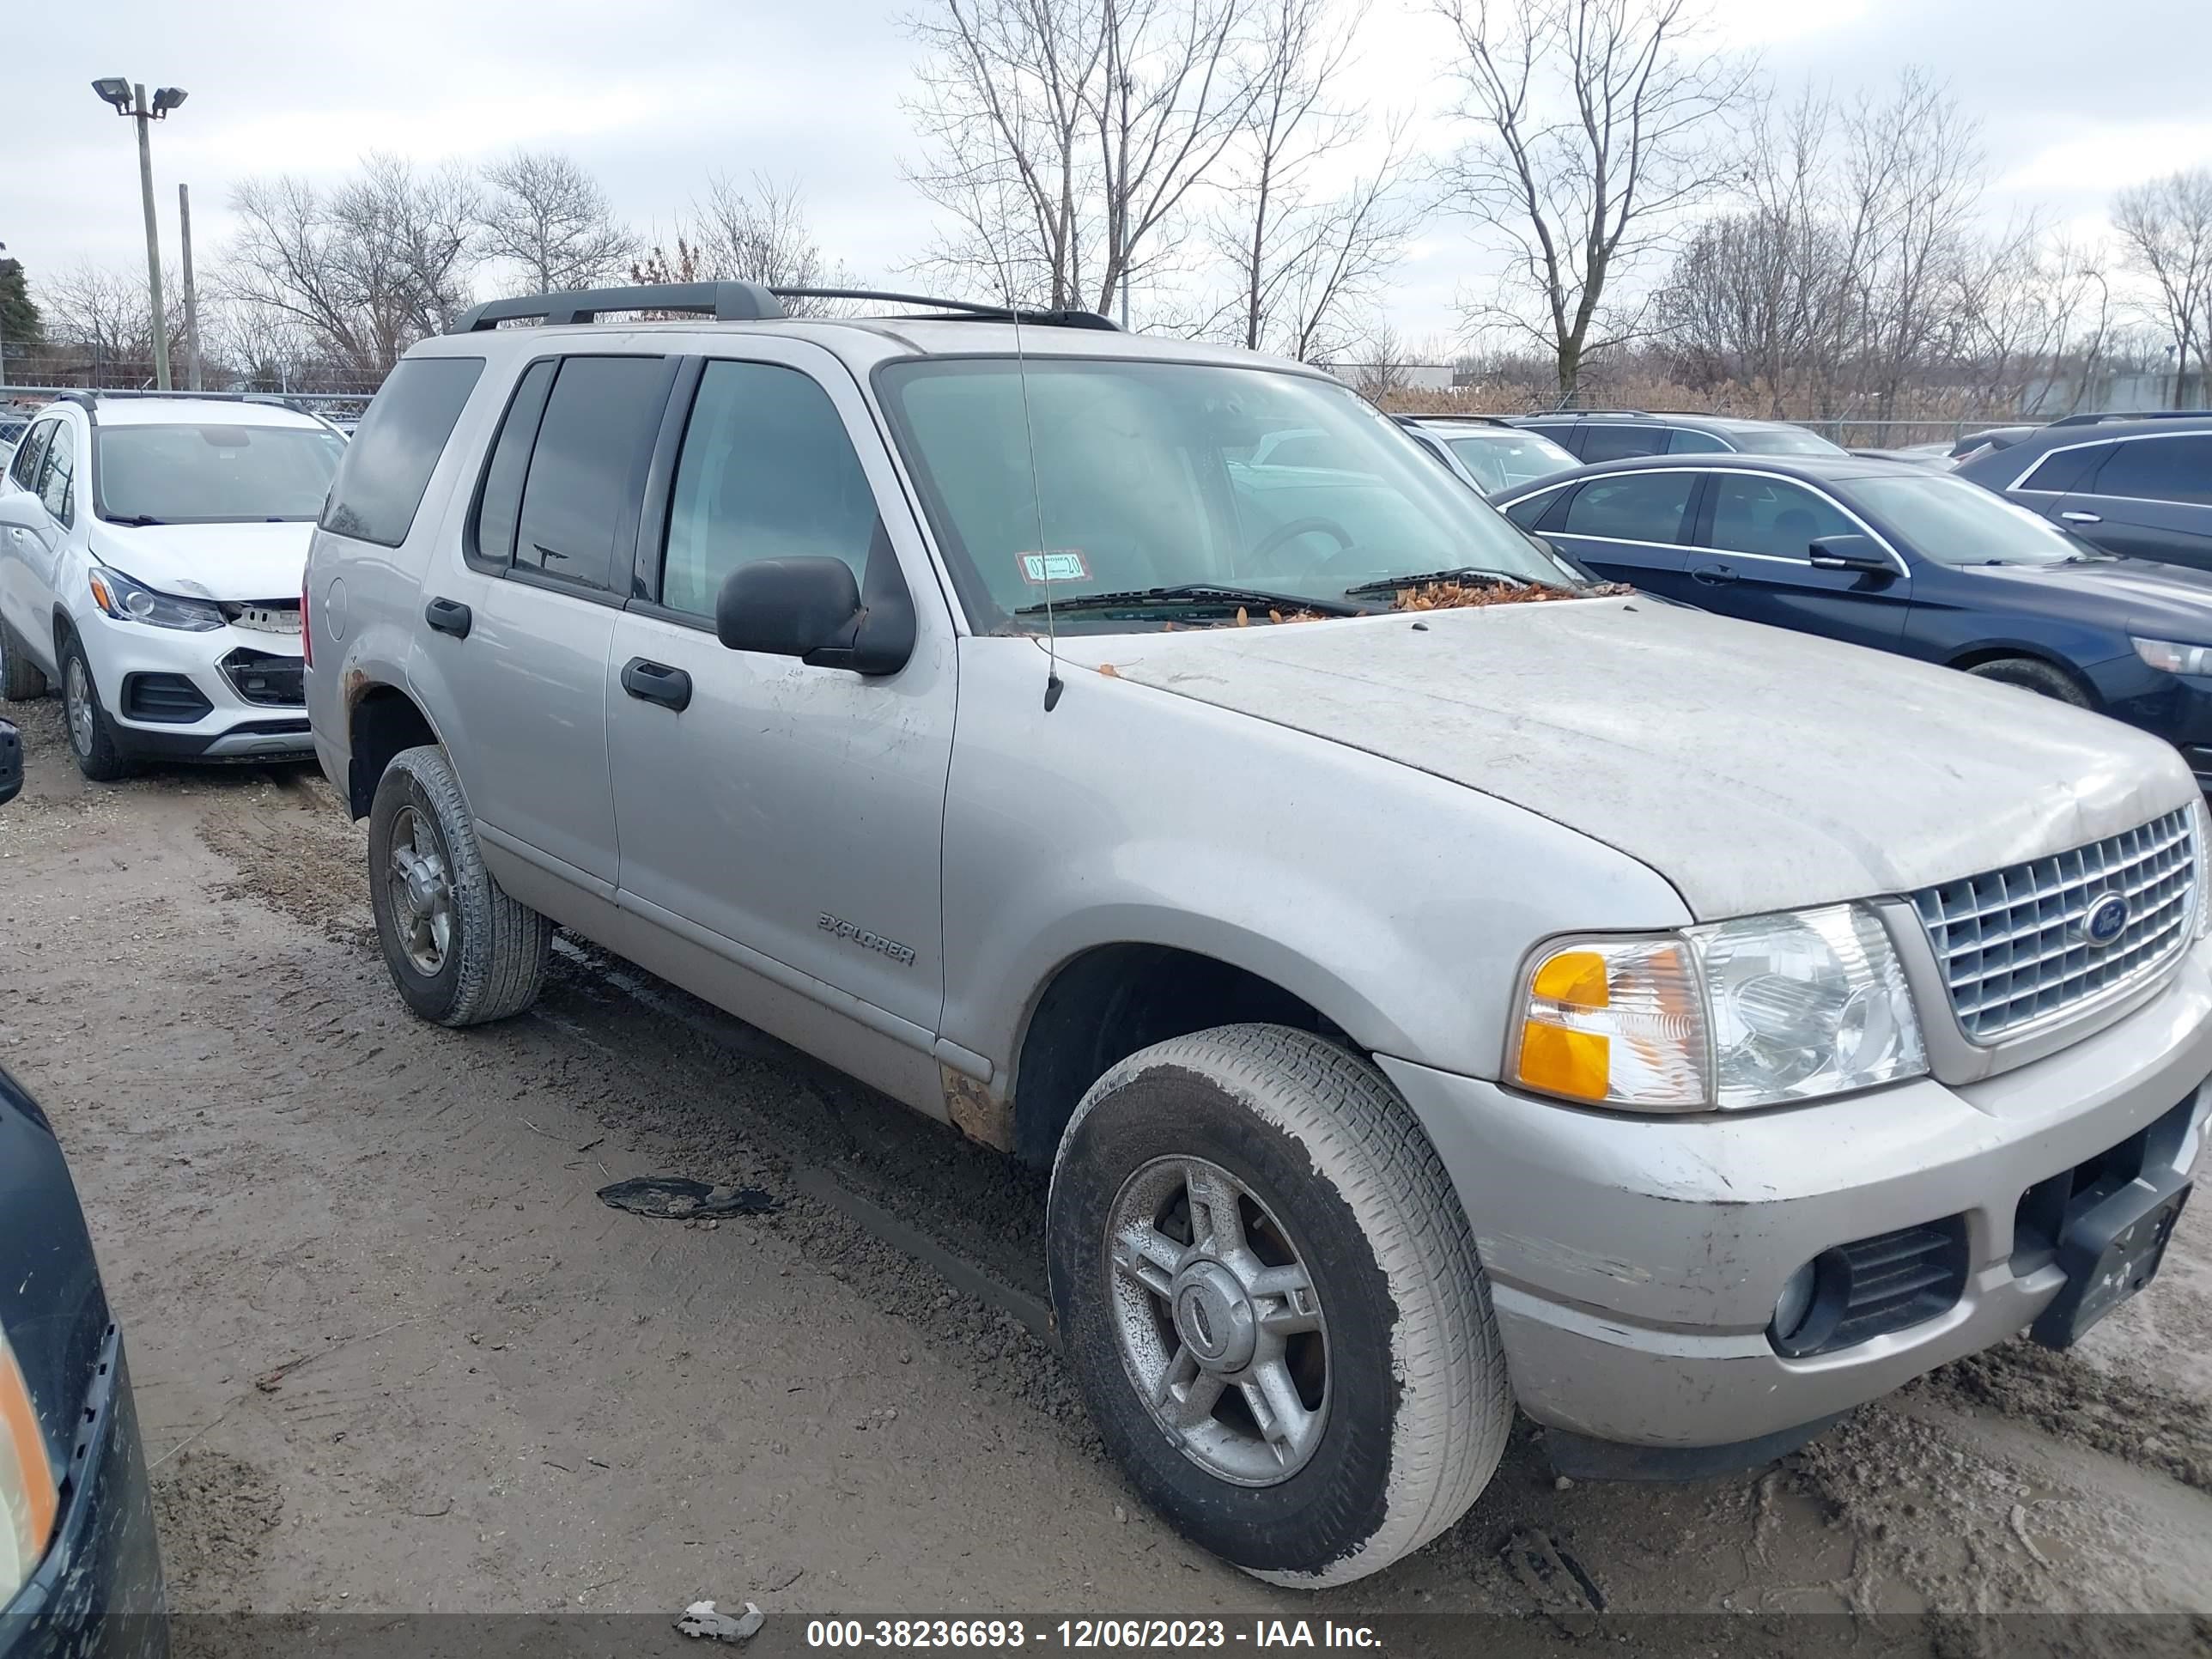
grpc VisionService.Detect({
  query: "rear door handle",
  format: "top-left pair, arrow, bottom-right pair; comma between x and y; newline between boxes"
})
1689,562 -> 1738,586
2059,511 -> 2102,524
621,657 -> 693,712
424,597 -> 472,638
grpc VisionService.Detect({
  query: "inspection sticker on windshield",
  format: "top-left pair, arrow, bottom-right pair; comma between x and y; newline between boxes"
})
1018,550 -> 1091,585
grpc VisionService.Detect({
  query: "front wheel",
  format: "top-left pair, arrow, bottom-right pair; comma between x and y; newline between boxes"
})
1047,1024 -> 1513,1586
1966,656 -> 2088,706
59,634 -> 130,781
368,744 -> 552,1026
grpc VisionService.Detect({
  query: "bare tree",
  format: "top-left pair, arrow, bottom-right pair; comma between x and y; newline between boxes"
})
685,174 -> 858,313
904,0 -> 1256,317
2112,167 -> 2212,407
225,154 -> 481,378
478,150 -> 634,295
1433,0 -> 1755,399
39,260 -> 185,382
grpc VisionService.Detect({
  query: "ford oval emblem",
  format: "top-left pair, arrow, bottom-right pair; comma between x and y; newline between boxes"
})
2081,892 -> 2130,947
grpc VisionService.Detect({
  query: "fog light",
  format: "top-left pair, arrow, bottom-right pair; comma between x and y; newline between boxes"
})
1771,1261 -> 1818,1344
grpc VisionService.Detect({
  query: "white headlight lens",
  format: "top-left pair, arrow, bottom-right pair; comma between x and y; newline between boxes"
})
1689,904 -> 1924,1109
0,1329 -> 58,1603
2132,636 -> 2212,677
1511,903 -> 1926,1112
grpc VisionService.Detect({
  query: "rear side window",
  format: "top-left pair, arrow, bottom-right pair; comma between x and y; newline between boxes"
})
1577,424 -> 1668,463
659,361 -> 880,618
469,359 -> 559,567
512,356 -> 675,593
1561,471 -> 1698,543
2088,434 -> 2212,507
321,356 -> 484,547
2015,443 -> 2112,495
8,421 -> 52,491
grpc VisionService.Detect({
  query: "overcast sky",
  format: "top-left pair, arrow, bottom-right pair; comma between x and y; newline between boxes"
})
7,0 -> 2210,347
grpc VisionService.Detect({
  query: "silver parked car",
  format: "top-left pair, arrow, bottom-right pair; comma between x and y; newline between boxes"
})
304,283 -> 2211,1587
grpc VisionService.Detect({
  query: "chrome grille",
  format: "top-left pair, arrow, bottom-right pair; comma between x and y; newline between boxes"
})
1911,809 -> 2198,1042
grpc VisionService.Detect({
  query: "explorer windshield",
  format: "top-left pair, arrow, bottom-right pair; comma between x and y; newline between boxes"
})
878,358 -> 1583,629
96,424 -> 346,524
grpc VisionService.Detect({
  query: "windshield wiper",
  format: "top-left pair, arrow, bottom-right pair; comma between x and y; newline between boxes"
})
1013,583 -> 1356,617
1342,565 -> 1572,599
103,514 -> 166,527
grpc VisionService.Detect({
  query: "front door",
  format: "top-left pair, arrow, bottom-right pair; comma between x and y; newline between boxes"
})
605,344 -> 956,1039
1687,471 -> 1912,651
2054,434 -> 2212,574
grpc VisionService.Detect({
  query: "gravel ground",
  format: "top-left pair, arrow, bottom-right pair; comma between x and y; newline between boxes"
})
3,694 -> 2211,1649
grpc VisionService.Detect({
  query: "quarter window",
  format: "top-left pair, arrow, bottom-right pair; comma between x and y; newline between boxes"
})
1502,485 -> 1570,532
659,361 -> 881,618
1706,475 -> 1858,559
1666,428 -> 1729,454
2088,434 -> 2212,507
512,356 -> 675,593
1559,471 -> 1698,544
35,422 -> 75,524
321,356 -> 484,548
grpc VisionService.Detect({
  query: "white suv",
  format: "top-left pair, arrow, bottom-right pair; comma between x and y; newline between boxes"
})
0,392 -> 346,778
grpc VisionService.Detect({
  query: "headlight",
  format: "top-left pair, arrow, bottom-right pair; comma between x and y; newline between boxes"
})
0,1328 -> 58,1603
88,567 -> 224,631
2132,636 -> 2212,677
1510,903 -> 1926,1111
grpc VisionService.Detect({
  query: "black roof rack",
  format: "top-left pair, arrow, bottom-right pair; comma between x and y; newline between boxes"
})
450,281 -> 1119,334
2046,409 -> 2212,428
1391,412 -> 1514,428
49,387 -> 332,426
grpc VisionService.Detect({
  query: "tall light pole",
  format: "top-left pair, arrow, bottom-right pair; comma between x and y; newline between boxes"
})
91,77 -> 187,392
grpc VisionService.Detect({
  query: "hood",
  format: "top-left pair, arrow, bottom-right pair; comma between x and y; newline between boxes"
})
90,518 -> 313,604
1105,597 -> 2197,920
1957,555 -> 2212,641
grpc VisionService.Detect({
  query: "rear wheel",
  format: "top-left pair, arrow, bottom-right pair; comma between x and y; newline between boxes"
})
1048,1024 -> 1512,1586
1966,656 -> 2088,706
59,635 -> 131,781
0,619 -> 46,702
367,744 -> 552,1026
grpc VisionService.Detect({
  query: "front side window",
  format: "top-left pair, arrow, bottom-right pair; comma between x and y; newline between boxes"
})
659,362 -> 882,617
9,420 -> 53,493
1559,471 -> 1698,544
878,359 -> 1575,630
36,422 -> 76,523
512,356 -> 674,592
322,356 -> 483,546
1707,475 -> 1856,558
97,422 -> 339,525
2090,434 -> 2212,507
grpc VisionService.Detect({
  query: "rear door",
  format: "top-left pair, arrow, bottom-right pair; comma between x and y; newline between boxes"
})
1688,471 -> 1912,650
2053,434 -> 2212,572
417,352 -> 675,888
1534,468 -> 1703,593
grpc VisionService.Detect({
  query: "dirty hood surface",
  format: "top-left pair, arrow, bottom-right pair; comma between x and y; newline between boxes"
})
1106,597 -> 2197,919
92,518 -> 312,604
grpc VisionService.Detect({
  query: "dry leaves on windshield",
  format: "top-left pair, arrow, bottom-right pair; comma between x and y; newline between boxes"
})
1391,580 -> 1632,611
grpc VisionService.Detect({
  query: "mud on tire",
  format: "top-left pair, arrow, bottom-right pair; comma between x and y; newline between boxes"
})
1047,1024 -> 1513,1586
368,744 -> 552,1027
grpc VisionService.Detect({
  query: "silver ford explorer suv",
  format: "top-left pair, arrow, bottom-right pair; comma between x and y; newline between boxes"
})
304,282 -> 2209,1587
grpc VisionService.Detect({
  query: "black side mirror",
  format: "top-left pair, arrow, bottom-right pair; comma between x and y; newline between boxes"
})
715,550 -> 916,676
1808,534 -> 1897,578
0,720 -> 20,809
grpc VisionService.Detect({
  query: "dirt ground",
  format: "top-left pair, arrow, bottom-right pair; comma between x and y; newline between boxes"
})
3,696 -> 2212,1645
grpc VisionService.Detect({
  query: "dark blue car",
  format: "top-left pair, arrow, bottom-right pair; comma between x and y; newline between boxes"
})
1497,453 -> 2212,789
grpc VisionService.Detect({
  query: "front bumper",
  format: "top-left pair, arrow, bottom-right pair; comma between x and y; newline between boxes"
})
82,614 -> 311,763
0,1334 -> 167,1659
1381,936 -> 2212,1449
2093,656 -> 2212,789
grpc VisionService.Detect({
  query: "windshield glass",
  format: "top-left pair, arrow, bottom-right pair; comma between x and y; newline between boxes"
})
1851,472 -> 2083,566
96,424 -> 346,523
1727,425 -> 1846,456
1443,429 -> 1578,493
878,358 -> 1583,629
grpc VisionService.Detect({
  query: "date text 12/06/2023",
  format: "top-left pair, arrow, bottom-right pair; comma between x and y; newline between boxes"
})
803,1619 -> 1385,1649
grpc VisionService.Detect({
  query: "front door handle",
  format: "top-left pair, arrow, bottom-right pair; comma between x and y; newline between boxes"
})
622,657 -> 693,712
2059,510 -> 2102,524
424,597 -> 472,638
1689,562 -> 1738,586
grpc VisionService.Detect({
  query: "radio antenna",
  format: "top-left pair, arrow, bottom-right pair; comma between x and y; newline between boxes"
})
1003,283 -> 1062,711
